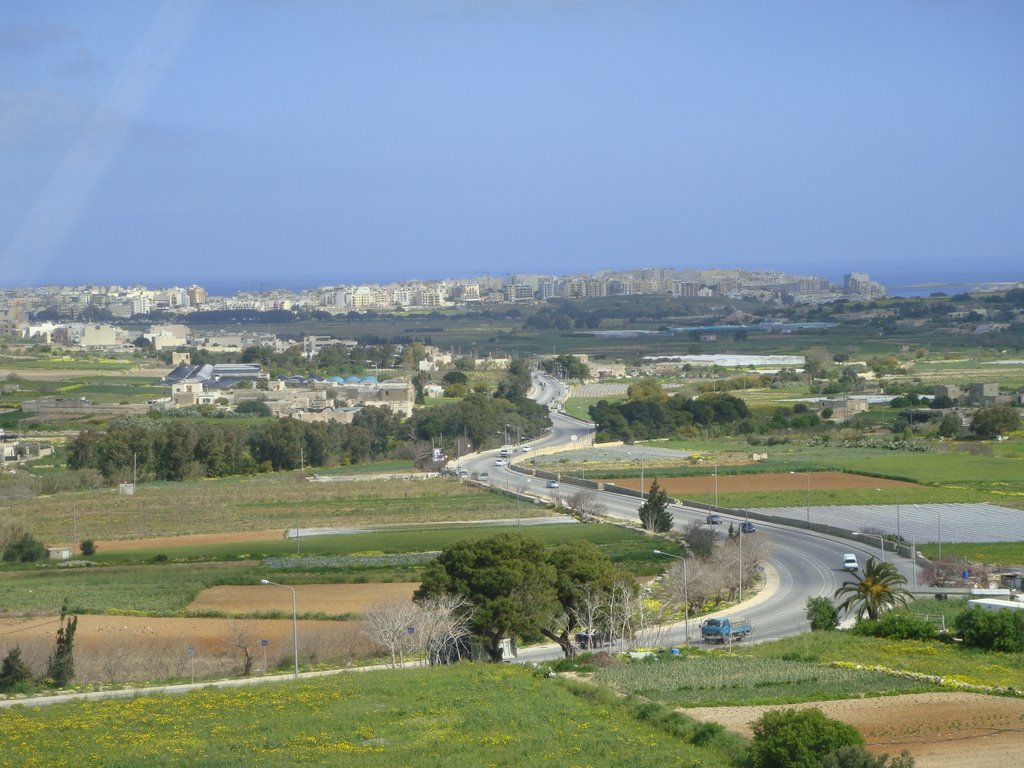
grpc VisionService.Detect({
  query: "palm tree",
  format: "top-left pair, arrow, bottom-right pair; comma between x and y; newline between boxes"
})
833,557 -> 911,621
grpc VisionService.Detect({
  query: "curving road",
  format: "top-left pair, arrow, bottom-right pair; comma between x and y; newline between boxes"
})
461,371 -> 912,655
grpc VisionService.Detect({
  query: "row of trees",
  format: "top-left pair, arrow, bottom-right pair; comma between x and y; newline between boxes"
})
589,389 -> 751,442
67,409 -> 405,481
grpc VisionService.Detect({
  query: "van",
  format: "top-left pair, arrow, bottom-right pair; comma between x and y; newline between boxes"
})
842,554 -> 859,572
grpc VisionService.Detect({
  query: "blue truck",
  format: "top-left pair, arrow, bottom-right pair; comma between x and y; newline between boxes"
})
700,617 -> 752,644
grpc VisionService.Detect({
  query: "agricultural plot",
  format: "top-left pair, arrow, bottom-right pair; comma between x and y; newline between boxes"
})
6,474 -> 535,544
687,692 -> 1024,768
593,650 -> 942,707
0,665 -> 737,767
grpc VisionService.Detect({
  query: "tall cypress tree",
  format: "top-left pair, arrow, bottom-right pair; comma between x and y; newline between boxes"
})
46,599 -> 78,687
638,479 -> 673,533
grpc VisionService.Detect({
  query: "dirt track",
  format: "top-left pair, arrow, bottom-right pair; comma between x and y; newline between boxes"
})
687,692 -> 1024,768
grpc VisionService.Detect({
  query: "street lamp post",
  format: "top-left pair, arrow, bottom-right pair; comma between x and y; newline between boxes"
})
653,550 -> 689,645
714,462 -> 719,509
626,451 -> 645,499
260,579 -> 299,677
738,526 -> 744,603
852,531 -> 885,563
790,471 -> 811,528
875,487 -> 901,541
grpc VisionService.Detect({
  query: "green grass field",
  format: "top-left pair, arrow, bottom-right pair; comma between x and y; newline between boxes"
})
738,627 -> 1024,691
4,473 -> 536,544
593,649 -> 942,707
573,436 -> 1024,509
0,664 -> 742,768
0,562 -> 256,616
916,542 -> 1024,564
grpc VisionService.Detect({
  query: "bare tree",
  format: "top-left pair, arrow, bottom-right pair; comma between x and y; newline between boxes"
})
414,594 -> 472,666
567,490 -> 606,521
224,621 -> 258,676
682,520 -> 721,558
363,600 -> 419,668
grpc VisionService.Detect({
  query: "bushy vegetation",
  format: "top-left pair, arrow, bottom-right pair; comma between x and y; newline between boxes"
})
805,596 -> 839,631
954,606 -> 1024,652
748,708 -> 863,768
2,532 -> 45,563
851,611 -> 938,641
589,387 -> 750,442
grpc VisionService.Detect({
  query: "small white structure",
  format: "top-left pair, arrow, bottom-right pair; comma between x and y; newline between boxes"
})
47,547 -> 72,561
967,598 -> 1024,613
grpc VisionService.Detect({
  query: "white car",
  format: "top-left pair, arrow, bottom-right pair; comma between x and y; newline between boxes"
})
494,458 -> 506,466
843,553 -> 859,571
519,445 -> 531,452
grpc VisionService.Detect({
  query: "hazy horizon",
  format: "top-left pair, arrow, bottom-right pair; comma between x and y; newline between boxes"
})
2,3 -> 1022,289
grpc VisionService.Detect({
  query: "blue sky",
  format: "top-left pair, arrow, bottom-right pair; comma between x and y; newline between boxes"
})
1,1 -> 1022,291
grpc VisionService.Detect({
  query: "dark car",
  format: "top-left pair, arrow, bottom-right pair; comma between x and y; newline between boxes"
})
575,631 -> 611,649
706,514 -> 723,525
740,521 -> 756,533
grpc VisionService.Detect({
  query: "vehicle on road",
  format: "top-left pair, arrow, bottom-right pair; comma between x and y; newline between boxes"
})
494,458 -> 506,466
700,617 -> 752,644
843,553 -> 859,571
706,514 -> 723,525
740,521 -> 755,533
518,445 -> 531,452
575,630 -> 611,649
546,479 -> 560,489
499,445 -> 512,458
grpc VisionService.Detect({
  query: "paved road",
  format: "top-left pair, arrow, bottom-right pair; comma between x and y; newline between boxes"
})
461,372 -> 901,661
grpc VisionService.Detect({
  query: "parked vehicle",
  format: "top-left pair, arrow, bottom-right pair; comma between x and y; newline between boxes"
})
575,630 -> 611,649
700,617 -> 752,644
740,521 -> 755,533
706,514 -> 723,525
842,553 -> 859,571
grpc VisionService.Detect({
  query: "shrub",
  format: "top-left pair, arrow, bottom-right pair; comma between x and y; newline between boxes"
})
79,539 -> 96,556
820,745 -> 916,767
805,596 -> 839,631
0,646 -> 33,692
235,399 -> 272,417
853,611 -> 938,641
2,532 -> 45,563
749,708 -> 863,768
954,606 -> 1024,652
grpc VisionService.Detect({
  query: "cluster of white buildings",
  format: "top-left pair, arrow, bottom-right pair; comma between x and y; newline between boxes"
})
0,268 -> 891,326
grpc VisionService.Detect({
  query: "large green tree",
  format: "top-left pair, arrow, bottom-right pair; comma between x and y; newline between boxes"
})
638,479 -> 673,533
414,533 -> 559,662
543,540 -> 620,657
970,405 -> 1020,439
834,558 -> 912,621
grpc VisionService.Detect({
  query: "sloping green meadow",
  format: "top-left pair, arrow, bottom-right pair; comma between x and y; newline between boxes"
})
0,664 -> 736,768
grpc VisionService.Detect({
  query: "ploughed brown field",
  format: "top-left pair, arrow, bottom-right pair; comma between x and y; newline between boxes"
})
0,584 -> 416,682
609,471 -> 917,494
687,692 -> 1024,768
